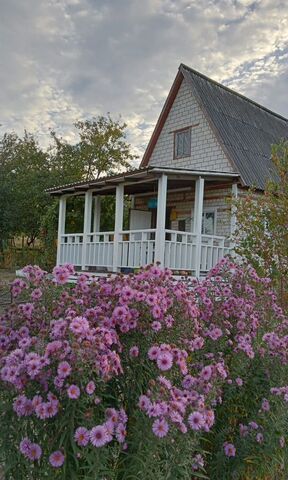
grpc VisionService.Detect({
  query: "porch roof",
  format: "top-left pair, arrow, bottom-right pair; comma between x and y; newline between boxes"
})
46,166 -> 240,196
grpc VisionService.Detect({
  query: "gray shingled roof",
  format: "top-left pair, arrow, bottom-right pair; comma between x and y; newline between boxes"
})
181,64 -> 288,190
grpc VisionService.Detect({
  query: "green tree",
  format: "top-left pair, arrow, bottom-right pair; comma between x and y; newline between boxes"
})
233,140 -> 288,303
0,115 -> 137,268
50,115 -> 137,181
0,132 -> 53,246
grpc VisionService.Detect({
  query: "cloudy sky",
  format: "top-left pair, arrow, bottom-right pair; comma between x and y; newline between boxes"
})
0,0 -> 287,161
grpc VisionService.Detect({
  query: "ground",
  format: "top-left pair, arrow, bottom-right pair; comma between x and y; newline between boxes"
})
0,269 -> 16,313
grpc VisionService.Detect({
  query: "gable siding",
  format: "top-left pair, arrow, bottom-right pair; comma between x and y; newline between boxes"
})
149,79 -> 234,172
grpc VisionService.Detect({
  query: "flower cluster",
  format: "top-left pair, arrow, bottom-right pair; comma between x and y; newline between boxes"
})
0,260 -> 288,479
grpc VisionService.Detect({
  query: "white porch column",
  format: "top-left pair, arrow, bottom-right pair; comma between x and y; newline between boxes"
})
154,174 -> 168,266
56,195 -> 67,266
93,196 -> 101,232
194,177 -> 205,278
81,190 -> 93,270
112,184 -> 124,272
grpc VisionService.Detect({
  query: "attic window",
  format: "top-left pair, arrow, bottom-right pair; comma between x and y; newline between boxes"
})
174,128 -> 191,158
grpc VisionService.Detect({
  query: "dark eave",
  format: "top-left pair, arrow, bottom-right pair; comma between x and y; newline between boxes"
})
46,166 -> 240,196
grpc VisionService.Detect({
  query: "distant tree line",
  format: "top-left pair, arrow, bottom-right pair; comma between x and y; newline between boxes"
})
0,115 -> 137,269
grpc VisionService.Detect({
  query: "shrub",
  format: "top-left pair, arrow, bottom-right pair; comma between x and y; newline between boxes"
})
0,260 -> 288,479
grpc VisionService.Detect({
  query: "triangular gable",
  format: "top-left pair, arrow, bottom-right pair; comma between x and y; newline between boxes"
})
141,64 -> 288,189
141,68 -> 234,175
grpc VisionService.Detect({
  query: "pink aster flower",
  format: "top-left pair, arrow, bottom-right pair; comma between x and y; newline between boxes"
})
223,442 -> 236,457
256,433 -> 264,444
129,346 -> 139,357
74,427 -> 90,447
67,385 -> 80,400
148,345 -> 159,360
116,423 -> 126,443
138,394 -> 151,411
49,450 -> 65,468
57,361 -> 72,378
188,411 -> 205,431
152,418 -> 169,438
156,352 -> 173,371
261,398 -> 270,412
86,381 -> 96,395
19,438 -> 32,456
27,443 -> 42,461
31,288 -> 42,301
90,425 -> 110,447
200,365 -> 212,381
151,321 -> 162,332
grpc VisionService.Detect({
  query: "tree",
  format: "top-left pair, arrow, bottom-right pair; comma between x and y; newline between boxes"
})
51,115 -> 137,181
0,115 -> 137,250
0,132 -> 53,246
233,140 -> 288,302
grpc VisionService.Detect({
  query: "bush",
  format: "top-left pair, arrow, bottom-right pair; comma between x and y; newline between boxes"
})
0,261 -> 288,479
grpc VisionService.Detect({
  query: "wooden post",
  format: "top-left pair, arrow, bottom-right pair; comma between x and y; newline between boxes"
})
194,177 -> 204,278
154,174 -> 168,266
113,184 -> 124,272
93,196 -> 101,232
56,195 -> 66,266
230,183 -> 238,236
81,191 -> 93,271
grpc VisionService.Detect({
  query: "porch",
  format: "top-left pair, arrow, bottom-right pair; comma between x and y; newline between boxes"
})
49,167 -> 239,277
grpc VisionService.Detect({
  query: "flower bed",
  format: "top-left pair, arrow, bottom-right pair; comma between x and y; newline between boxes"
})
0,260 -> 288,479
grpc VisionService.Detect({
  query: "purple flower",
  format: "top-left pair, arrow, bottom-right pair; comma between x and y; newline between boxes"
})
74,427 -> 90,447
49,450 -> 65,468
86,381 -> 96,395
156,352 -> 173,371
129,346 -> 139,357
152,418 -> 169,438
57,361 -> 72,378
256,433 -> 264,444
67,385 -> 80,400
90,425 -> 110,447
261,398 -> 270,412
223,442 -> 236,457
116,423 -> 127,443
27,443 -> 42,461
188,412 -> 205,431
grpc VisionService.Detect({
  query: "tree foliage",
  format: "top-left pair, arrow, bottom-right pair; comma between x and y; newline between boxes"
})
233,141 -> 288,302
0,115 -> 137,261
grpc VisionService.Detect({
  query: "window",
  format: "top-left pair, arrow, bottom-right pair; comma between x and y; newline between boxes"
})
202,211 -> 216,235
174,128 -> 191,158
190,209 -> 217,235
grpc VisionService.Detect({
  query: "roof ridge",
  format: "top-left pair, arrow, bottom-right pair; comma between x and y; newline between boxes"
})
180,63 -> 288,123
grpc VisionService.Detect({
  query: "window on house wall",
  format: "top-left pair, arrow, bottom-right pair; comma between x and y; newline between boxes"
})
174,128 -> 191,158
202,211 -> 216,235
189,209 -> 217,235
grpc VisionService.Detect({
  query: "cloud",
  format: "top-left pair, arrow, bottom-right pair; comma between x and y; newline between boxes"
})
0,0 -> 287,158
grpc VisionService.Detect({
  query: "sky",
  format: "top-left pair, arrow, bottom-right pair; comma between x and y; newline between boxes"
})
0,0 -> 287,163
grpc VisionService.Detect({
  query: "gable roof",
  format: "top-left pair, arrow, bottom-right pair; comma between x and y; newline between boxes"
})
141,64 -> 288,190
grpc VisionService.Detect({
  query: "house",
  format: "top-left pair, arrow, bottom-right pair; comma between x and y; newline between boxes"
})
47,64 -> 288,277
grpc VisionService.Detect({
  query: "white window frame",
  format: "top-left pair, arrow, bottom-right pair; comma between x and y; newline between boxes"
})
189,208 -> 218,235
174,128 -> 191,159
202,208 -> 217,235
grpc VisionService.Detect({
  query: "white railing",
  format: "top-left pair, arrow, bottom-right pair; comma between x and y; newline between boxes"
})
164,230 -> 197,270
200,235 -> 227,272
58,230 -> 231,275
85,232 -> 114,268
118,230 -> 156,268
59,234 -> 83,266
